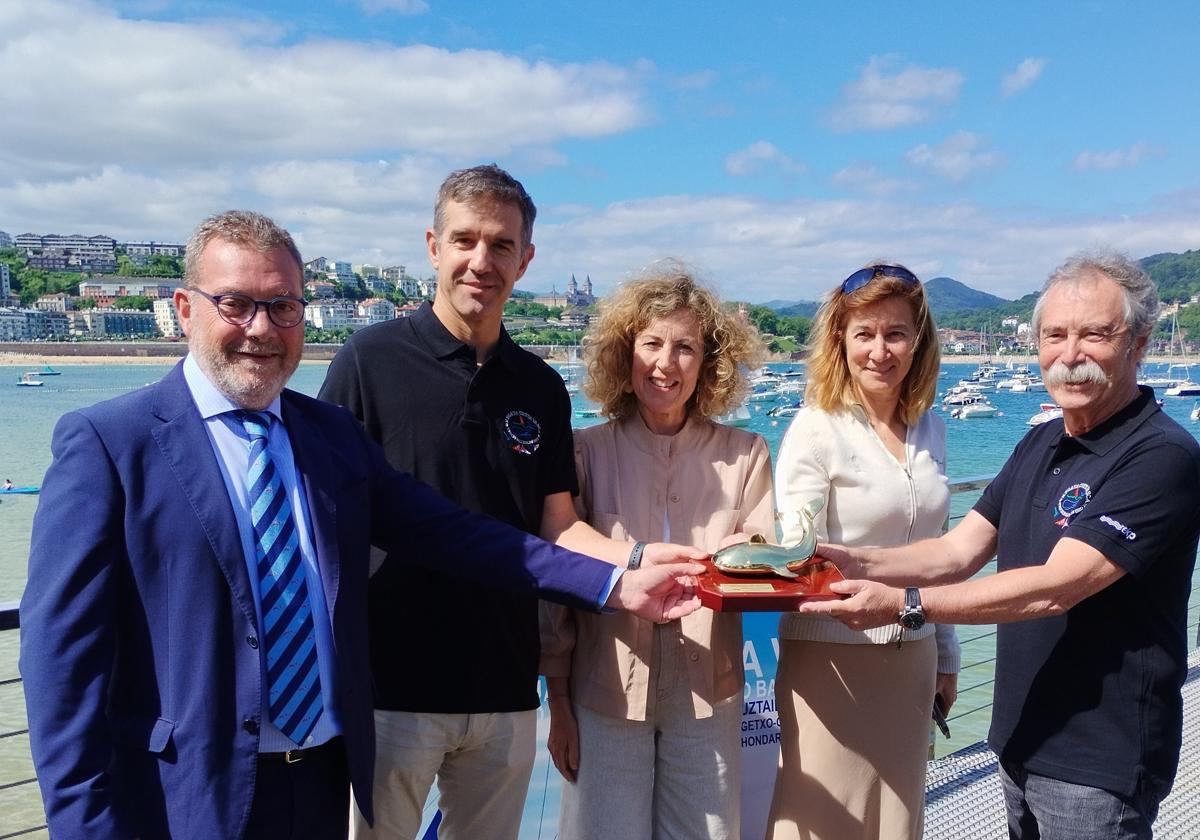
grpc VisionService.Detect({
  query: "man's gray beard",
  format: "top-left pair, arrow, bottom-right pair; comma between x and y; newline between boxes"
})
193,340 -> 298,410
1044,358 -> 1108,388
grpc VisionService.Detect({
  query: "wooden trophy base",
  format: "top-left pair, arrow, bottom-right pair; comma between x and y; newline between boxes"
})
696,558 -> 844,612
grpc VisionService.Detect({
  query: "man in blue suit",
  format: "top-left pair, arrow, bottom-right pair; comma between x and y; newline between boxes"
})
19,210 -> 703,840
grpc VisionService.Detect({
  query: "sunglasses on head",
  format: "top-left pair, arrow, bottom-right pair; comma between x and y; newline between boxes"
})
840,264 -> 920,295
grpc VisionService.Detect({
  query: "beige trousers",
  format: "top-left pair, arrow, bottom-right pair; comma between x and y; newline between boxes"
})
767,636 -> 936,840
558,624 -> 742,840
350,708 -> 536,840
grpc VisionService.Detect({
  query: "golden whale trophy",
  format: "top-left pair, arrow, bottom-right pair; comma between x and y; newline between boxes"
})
698,497 -> 843,612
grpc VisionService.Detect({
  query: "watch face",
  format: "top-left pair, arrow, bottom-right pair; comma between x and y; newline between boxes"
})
899,610 -> 926,631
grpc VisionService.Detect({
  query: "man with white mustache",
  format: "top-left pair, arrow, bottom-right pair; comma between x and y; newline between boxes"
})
798,252 -> 1200,839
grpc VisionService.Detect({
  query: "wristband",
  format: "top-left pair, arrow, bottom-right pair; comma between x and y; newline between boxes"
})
627,541 -> 647,570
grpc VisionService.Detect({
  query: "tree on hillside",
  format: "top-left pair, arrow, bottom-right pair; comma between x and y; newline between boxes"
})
1142,250 -> 1200,304
113,295 -> 154,311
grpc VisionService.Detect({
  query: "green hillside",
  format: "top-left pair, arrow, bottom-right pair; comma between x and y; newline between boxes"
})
923,276 -> 1007,316
757,251 -> 1200,337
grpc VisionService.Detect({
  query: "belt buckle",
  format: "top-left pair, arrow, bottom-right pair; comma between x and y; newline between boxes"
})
284,749 -> 304,764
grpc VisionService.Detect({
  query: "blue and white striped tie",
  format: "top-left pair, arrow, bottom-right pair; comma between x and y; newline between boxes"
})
237,410 -> 323,746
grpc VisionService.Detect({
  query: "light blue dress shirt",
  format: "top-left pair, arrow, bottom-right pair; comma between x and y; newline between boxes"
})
183,355 -> 341,751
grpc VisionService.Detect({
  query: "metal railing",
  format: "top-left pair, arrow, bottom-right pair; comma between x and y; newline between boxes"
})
0,600 -> 46,839
3,473 -> 1198,839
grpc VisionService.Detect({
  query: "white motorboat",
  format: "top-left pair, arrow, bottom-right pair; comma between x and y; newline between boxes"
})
950,396 -> 999,419
767,401 -> 802,418
942,383 -> 987,406
1010,375 -> 1046,393
1165,372 -> 1200,397
718,405 -> 752,427
17,372 -> 44,387
1028,403 -> 1063,426
746,387 -> 780,403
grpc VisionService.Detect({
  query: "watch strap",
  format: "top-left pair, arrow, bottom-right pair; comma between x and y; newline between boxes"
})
627,541 -> 647,570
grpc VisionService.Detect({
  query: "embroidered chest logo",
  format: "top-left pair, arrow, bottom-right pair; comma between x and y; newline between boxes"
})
1053,482 -> 1091,528
501,410 -> 542,455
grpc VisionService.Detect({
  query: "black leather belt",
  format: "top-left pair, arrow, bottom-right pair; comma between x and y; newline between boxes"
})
259,736 -> 341,764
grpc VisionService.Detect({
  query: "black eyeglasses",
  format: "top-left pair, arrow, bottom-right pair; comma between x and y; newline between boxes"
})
189,288 -> 307,329
840,265 -> 921,295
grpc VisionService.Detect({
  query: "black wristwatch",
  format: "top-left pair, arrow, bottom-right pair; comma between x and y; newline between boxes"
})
897,587 -> 926,631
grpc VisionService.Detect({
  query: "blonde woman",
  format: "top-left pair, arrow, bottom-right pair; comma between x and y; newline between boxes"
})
768,263 -> 960,840
541,264 -> 774,839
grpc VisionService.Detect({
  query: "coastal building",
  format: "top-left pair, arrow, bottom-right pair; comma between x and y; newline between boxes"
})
26,255 -> 70,271
398,276 -> 425,298
305,280 -> 337,299
304,256 -> 329,277
358,297 -> 396,322
153,298 -> 183,338
329,261 -> 354,283
34,293 -> 72,312
531,273 -> 597,309
558,311 -> 591,329
78,277 -> 182,306
123,241 -> 184,258
16,233 -> 117,263
382,265 -> 405,283
0,308 -> 27,340
72,308 -> 158,339
363,274 -> 395,295
305,299 -> 357,331
0,263 -> 10,299
0,230 -> 12,248
0,307 -> 72,341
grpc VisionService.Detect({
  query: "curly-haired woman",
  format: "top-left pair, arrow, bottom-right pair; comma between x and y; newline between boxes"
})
541,262 -> 775,839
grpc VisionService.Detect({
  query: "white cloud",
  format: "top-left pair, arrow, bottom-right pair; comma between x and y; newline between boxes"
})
905,131 -> 1005,182
0,0 -> 647,171
828,55 -> 963,131
724,142 -> 806,177
1001,58 -> 1046,97
356,0 -> 430,14
830,164 -> 914,198
524,193 -> 1200,302
1073,142 -> 1165,171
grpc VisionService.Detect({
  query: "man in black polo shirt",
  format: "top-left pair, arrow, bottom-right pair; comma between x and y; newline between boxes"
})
320,164 -> 705,839
799,251 -> 1200,839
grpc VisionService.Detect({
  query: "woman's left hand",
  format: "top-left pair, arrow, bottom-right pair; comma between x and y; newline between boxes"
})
547,698 -> 581,783
935,671 -> 958,714
716,532 -> 752,550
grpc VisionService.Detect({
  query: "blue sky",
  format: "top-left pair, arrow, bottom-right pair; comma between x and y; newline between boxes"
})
2,0 -> 1197,302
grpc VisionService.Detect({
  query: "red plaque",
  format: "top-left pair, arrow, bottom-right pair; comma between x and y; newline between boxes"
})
696,558 -> 844,612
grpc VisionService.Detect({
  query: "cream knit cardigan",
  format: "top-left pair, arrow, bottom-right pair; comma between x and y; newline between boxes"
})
775,405 -> 961,674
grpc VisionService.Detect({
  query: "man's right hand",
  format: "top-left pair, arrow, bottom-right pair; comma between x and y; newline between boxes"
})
640,542 -> 710,567
605,562 -> 706,622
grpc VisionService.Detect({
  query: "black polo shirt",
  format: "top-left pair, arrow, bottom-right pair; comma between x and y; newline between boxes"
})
319,302 -> 578,712
974,386 -> 1200,798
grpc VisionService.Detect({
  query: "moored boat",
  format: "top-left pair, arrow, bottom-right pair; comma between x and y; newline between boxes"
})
1028,403 -> 1064,426
950,396 -> 1000,419
17,372 -> 44,387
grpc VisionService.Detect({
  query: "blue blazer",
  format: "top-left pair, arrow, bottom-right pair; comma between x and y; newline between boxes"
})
20,362 -> 612,839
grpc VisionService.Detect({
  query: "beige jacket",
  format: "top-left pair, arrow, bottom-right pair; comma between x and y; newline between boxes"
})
540,413 -> 776,720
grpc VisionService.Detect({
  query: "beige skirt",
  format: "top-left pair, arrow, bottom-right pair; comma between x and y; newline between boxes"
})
767,635 -> 937,840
